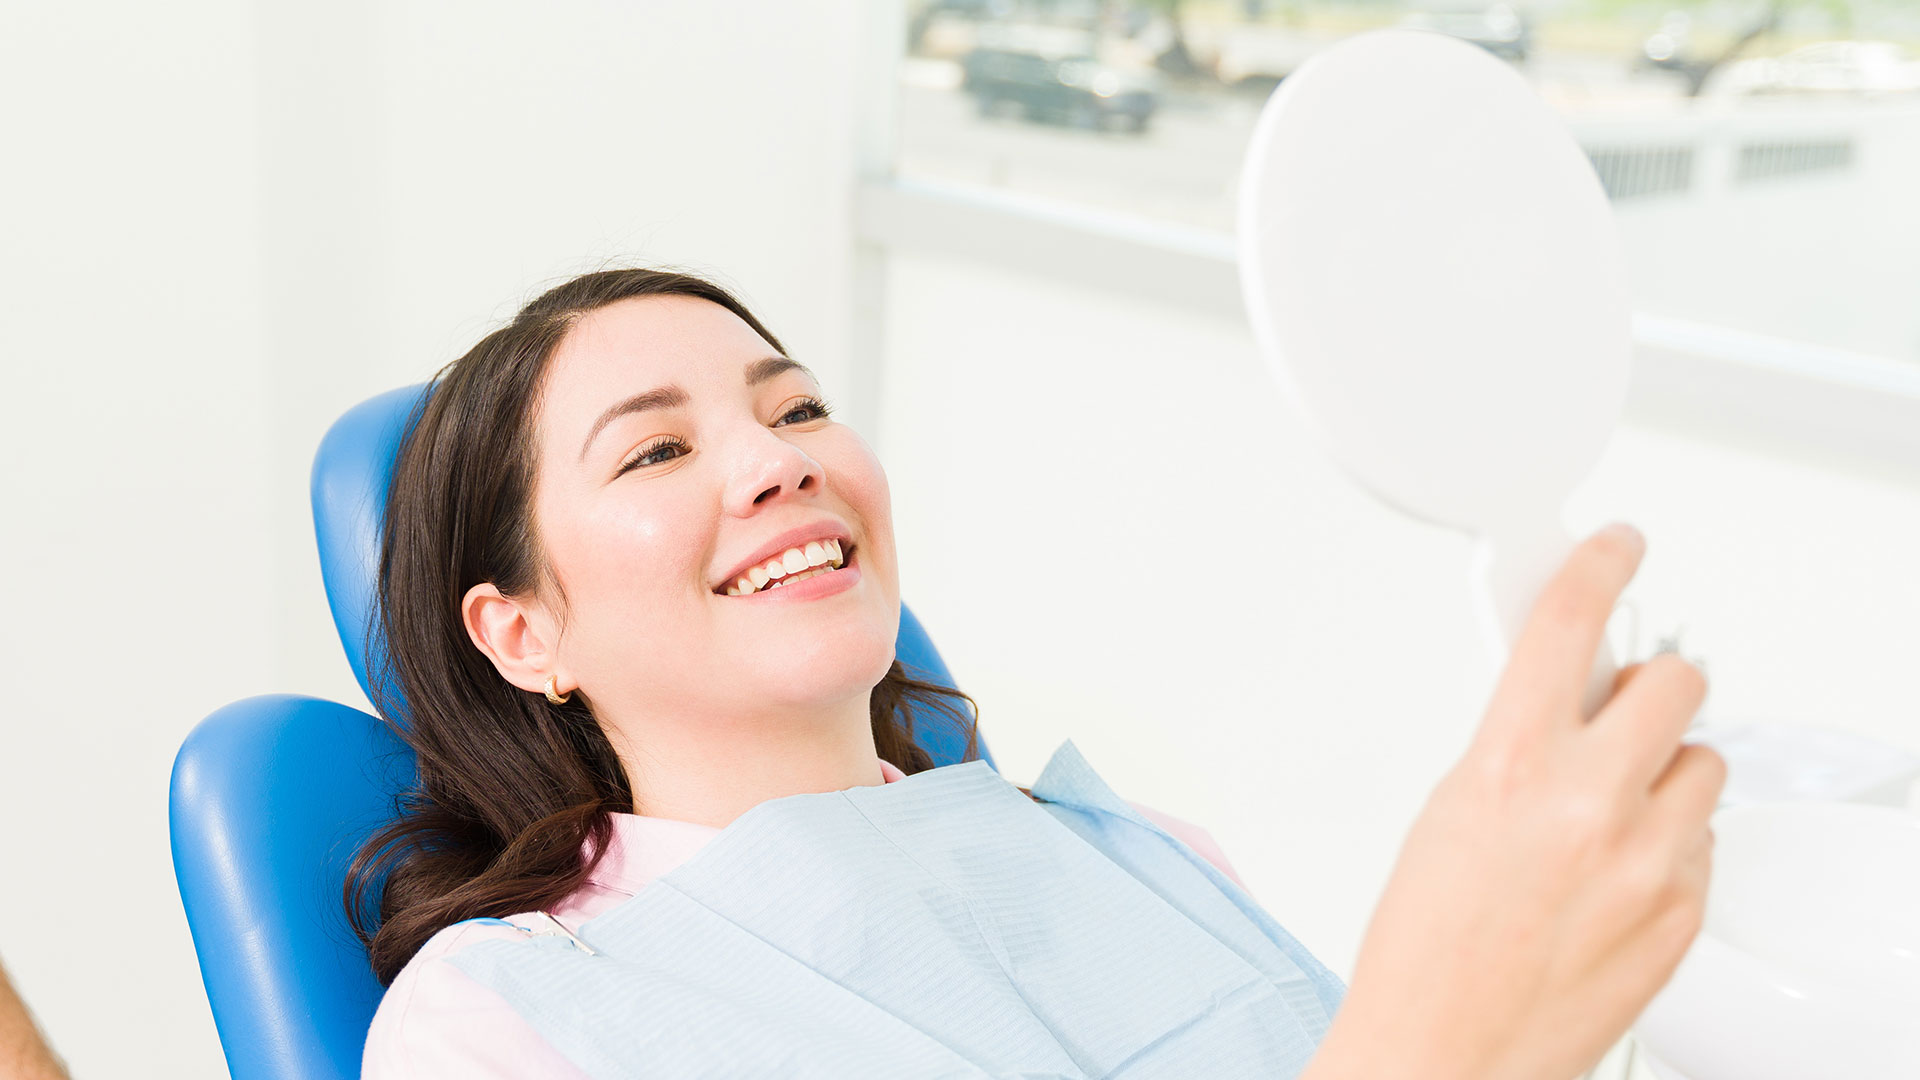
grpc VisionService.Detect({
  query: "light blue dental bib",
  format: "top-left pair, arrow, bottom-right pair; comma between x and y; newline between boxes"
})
449,741 -> 1345,1079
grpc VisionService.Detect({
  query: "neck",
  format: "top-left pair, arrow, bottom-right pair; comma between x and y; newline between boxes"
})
599,693 -> 884,829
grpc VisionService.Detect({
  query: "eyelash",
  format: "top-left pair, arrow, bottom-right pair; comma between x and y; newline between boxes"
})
615,397 -> 834,475
780,396 -> 834,426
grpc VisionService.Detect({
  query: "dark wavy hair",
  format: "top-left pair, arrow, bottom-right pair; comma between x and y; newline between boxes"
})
344,267 -> 981,985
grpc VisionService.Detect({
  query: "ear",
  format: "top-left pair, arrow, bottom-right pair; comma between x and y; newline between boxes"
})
462,581 -> 570,697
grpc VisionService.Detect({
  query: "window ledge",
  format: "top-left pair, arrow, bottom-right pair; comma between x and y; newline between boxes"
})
857,176 -> 1920,483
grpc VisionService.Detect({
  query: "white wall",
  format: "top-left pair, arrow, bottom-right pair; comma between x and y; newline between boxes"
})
0,3 -> 273,1077
0,2 -> 869,1076
878,252 -> 1920,981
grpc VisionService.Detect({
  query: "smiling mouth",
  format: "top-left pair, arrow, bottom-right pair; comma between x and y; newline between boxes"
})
717,540 -> 854,596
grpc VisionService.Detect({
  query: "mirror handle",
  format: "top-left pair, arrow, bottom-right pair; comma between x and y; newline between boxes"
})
1473,519 -> 1620,721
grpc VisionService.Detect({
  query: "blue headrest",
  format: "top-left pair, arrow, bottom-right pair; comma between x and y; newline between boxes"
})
312,384 -> 430,708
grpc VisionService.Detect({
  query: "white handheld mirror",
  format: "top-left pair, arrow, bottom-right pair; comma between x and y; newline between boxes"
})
1237,29 -> 1630,717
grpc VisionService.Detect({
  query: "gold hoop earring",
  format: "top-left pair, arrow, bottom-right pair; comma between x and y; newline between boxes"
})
544,675 -> 572,706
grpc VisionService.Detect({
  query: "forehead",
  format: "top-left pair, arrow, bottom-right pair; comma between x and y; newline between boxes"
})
542,294 -> 778,408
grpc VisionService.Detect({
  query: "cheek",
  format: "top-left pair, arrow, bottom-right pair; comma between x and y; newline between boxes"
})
831,434 -> 892,537
554,492 -> 712,637
831,440 -> 897,582
843,445 -> 903,687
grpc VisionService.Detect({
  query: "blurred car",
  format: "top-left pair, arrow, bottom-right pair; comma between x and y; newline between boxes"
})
1215,28 -> 1319,95
961,48 -> 1159,133
922,0 -> 1013,17
1398,3 -> 1533,64
1706,41 -> 1920,98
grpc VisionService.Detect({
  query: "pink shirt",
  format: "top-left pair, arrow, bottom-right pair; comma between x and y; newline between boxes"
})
361,758 -> 1245,1078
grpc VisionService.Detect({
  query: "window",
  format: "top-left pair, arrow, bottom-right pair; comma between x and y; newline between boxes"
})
887,0 -> 1920,362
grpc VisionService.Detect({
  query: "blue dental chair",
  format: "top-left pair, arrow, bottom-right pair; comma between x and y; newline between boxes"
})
169,384 -> 992,1080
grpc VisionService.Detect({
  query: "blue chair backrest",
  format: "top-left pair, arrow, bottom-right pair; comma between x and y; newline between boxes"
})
170,383 -> 988,1080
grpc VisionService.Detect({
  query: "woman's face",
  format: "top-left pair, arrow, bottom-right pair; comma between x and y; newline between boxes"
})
519,294 -> 900,726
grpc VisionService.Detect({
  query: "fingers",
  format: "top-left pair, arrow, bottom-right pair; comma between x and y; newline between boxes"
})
1632,757 -> 1719,982
1482,524 -> 1647,745
1645,744 -> 1727,867
1592,654 -> 1710,795
1677,824 -> 1714,901
1578,765 -> 1719,1031
1573,839 -> 1711,1050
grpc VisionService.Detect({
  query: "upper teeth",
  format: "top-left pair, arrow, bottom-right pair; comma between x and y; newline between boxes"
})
725,539 -> 845,596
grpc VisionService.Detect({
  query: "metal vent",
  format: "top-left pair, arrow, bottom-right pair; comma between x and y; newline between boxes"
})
1736,139 -> 1854,183
1585,146 -> 1695,201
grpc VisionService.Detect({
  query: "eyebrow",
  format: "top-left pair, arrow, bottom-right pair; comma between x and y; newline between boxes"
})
577,355 -> 814,462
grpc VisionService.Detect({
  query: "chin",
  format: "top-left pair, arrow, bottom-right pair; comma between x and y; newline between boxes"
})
758,604 -> 899,706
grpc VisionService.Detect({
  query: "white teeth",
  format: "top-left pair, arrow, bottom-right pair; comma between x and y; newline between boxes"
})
768,566 -> 830,589
725,541 -> 850,596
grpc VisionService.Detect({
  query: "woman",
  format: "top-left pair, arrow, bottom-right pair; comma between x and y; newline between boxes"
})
354,268 -> 1722,1079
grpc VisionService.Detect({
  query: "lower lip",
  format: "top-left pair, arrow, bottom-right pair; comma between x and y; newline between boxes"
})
725,554 -> 861,604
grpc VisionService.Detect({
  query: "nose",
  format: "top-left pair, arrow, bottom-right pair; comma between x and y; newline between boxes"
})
723,426 -> 825,517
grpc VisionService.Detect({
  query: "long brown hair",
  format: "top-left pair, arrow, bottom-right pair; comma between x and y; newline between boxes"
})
345,268 -> 980,985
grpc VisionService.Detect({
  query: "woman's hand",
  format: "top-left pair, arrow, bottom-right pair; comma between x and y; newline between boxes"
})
1307,523 -> 1725,1080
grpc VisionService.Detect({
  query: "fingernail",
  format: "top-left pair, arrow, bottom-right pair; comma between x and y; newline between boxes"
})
1603,522 -> 1645,553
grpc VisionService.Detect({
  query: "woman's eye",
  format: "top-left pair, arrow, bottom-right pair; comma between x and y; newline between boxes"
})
775,397 -> 833,426
618,436 -> 689,474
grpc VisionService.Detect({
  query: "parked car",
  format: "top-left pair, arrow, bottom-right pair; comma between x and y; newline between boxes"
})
1215,28 -> 1318,95
1398,3 -> 1533,64
961,48 -> 1159,133
1706,41 -> 1920,98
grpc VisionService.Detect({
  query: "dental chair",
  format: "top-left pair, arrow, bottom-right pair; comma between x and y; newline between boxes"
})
169,384 -> 993,1080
